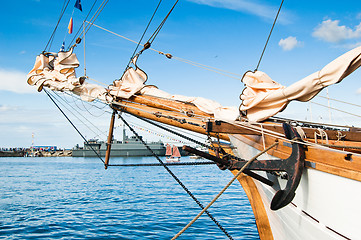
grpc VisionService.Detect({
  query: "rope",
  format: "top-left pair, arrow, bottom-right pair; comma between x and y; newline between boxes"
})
108,161 -> 215,167
56,89 -> 361,158
68,0 -> 100,48
318,95 -> 361,108
146,0 -> 179,46
255,0 -> 284,71
171,141 -> 279,240
89,22 -> 242,79
53,91 -> 107,138
44,89 -> 105,164
122,0 -> 164,75
118,114 -> 234,240
44,0 -> 71,51
310,100 -> 361,119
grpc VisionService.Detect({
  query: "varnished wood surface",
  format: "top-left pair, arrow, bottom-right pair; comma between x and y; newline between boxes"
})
232,134 -> 361,182
210,142 -> 273,240
113,95 -> 361,181
208,120 -> 361,142
233,172 -> 274,240
112,100 -> 230,141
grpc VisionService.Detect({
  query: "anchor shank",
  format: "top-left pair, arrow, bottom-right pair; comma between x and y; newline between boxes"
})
183,145 -> 274,186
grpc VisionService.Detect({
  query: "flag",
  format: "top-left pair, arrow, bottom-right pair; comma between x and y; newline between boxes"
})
60,41 -> 65,52
74,0 -> 82,11
68,17 -> 73,34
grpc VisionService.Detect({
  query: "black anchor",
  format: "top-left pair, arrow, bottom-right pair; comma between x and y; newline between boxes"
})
183,123 -> 305,210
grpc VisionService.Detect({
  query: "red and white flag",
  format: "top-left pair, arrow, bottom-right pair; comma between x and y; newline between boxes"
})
68,17 -> 73,34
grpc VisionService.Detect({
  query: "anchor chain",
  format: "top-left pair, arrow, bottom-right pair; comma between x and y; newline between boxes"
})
117,113 -> 234,240
108,161 -> 216,167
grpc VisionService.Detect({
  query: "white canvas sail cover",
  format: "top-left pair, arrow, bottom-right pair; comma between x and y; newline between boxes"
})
240,46 -> 361,122
110,56 -> 239,121
108,55 -> 148,99
27,47 -> 109,102
27,50 -> 239,121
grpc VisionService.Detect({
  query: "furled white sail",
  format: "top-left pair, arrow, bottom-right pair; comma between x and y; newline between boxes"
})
240,46 -> 361,122
27,50 -> 239,121
27,47 -> 109,102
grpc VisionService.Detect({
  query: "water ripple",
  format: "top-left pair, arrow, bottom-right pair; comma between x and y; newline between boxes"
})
0,157 -> 260,239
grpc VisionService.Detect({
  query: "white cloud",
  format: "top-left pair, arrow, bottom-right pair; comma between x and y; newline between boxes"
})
279,36 -> 302,51
312,19 -> 361,43
0,69 -> 36,94
0,105 -> 19,112
187,0 -> 289,22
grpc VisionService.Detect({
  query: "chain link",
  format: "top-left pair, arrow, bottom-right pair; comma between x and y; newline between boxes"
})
118,113 -> 234,240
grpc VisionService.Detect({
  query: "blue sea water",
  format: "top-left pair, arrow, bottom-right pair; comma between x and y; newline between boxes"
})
0,156 -> 260,239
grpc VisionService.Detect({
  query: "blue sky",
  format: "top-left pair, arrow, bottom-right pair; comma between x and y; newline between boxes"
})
1,0 -> 361,148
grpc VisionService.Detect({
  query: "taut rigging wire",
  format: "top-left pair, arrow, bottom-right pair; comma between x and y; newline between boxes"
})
255,0 -> 284,71
118,114 -> 234,240
122,0 -> 180,76
127,0 -> 164,63
146,0 -> 179,46
52,91 -> 107,138
88,22 -> 242,79
44,89 -> 105,164
67,0 -> 100,48
44,0 -> 71,51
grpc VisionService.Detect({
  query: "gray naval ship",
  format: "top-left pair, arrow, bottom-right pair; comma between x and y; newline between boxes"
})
72,127 -> 166,157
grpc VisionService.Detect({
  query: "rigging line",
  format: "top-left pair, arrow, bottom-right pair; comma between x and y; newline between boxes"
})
118,114 -> 234,240
255,0 -> 284,71
128,112 -> 217,152
317,95 -> 361,108
229,119 -> 361,157
122,0 -> 164,76
68,0 -> 99,47
172,56 -> 242,79
81,0 -> 109,39
128,120 -> 201,144
147,0 -> 179,45
63,91 -> 110,112
67,90 -> 108,118
309,101 -> 361,119
156,122 -> 208,142
44,0 -> 71,51
86,77 -> 109,86
270,116 -> 352,129
67,0 -> 109,49
172,141 -> 279,240
95,93 -> 361,157
87,22 -> 242,79
52,91 -> 107,139
44,89 -> 106,164
87,21 -> 242,77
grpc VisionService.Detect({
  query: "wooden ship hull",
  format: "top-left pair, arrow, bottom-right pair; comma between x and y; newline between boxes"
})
111,94 -> 361,240
26,10 -> 361,237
